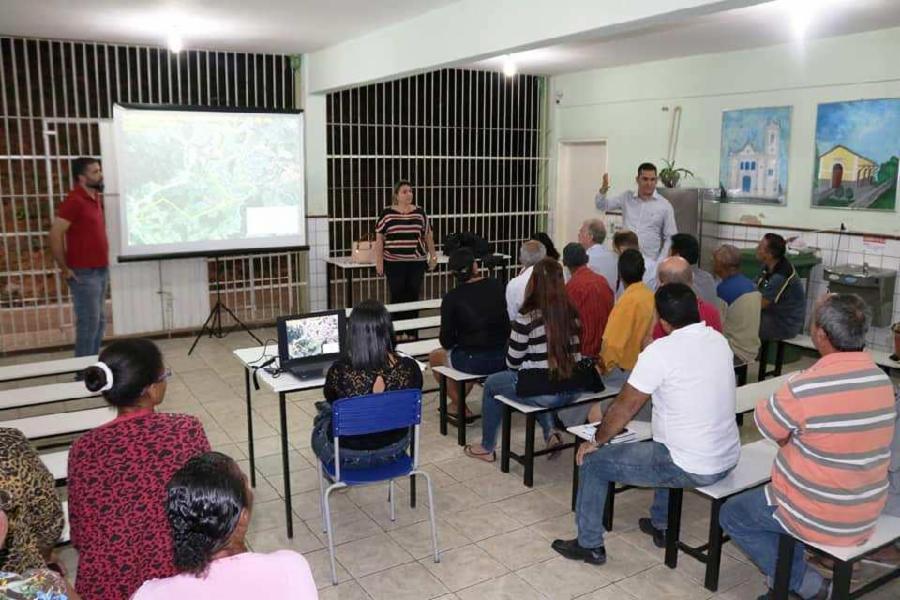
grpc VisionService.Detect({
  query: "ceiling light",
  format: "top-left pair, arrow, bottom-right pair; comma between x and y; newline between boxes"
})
502,55 -> 517,77
167,32 -> 183,53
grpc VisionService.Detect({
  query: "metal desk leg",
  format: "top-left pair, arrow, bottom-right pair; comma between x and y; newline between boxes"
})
664,488 -> 684,568
704,499 -> 725,591
279,391 -> 294,538
831,560 -> 853,600
500,406 -> 512,472
244,367 -> 256,488
438,376 -> 448,436
602,481 -> 616,532
345,268 -> 354,309
524,415 -> 536,487
772,534 -> 795,600
456,379 -> 466,446
571,442 -> 579,512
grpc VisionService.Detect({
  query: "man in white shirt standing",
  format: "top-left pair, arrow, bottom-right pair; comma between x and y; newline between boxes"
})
552,283 -> 740,565
505,239 -> 546,320
578,219 -> 616,296
595,163 -> 678,262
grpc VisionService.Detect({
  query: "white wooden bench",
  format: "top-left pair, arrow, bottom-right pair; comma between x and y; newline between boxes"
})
772,514 -> 900,599
664,440 -> 780,592
395,338 -> 442,358
0,355 -> 97,384
432,365 -> 489,446
392,315 -> 441,334
344,298 -> 441,316
736,372 -> 795,415
498,385 -> 622,487
59,500 -> 71,545
786,334 -> 900,372
0,381 -> 99,412
40,449 -> 69,484
0,406 -> 117,444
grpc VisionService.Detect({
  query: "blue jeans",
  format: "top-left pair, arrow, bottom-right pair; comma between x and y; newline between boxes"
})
480,369 -> 581,451
720,487 -> 825,599
68,267 -> 109,357
448,347 -> 507,375
576,441 -> 730,548
311,406 -> 411,469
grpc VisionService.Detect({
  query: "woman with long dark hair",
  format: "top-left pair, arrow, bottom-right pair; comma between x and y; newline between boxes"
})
131,452 -> 316,599
311,299 -> 423,469
465,258 -> 586,462
67,339 -> 210,600
429,248 -> 509,421
374,181 -> 437,322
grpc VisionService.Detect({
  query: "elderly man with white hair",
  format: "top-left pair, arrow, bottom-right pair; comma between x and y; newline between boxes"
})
577,218 -> 617,295
505,239 -> 546,320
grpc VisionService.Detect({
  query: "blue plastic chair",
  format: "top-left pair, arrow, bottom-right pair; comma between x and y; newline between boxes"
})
316,388 -> 440,584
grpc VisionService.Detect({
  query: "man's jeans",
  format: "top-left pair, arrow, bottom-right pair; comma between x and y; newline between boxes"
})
720,487 -> 825,599
480,370 -> 581,451
69,267 -> 109,357
576,441 -> 731,548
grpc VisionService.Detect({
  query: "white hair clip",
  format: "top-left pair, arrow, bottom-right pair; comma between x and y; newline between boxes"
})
92,361 -> 115,392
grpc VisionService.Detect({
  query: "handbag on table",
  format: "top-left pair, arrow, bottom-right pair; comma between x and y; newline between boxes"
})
351,234 -> 375,264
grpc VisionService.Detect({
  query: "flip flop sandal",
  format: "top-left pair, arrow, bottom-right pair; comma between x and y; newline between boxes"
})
464,444 -> 496,463
546,431 -> 565,461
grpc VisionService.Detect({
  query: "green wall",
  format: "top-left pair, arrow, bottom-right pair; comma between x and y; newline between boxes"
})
550,27 -> 900,236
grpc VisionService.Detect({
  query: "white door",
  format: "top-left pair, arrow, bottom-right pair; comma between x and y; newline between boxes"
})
554,141 -> 607,248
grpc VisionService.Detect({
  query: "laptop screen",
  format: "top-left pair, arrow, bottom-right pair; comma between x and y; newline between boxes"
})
283,313 -> 342,360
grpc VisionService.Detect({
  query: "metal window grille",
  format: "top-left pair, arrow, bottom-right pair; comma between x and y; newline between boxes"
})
325,69 -> 549,306
0,36 -> 303,354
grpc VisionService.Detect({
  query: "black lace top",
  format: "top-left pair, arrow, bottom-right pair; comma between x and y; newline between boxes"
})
323,355 -> 423,449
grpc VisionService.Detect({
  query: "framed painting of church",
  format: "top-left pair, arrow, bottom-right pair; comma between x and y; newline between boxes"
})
811,99 -> 899,211
719,106 -> 792,205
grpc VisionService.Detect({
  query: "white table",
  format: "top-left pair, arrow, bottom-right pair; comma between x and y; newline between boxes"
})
0,355 -> 97,384
232,343 -> 430,538
0,406 -> 117,441
735,372 -> 796,415
0,381 -> 98,412
324,253 -> 509,309
786,334 -> 899,371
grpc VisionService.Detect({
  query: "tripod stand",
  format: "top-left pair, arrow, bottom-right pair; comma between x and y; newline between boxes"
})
188,255 -> 263,355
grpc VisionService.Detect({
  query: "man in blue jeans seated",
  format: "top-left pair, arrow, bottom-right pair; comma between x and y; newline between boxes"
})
552,283 -> 741,564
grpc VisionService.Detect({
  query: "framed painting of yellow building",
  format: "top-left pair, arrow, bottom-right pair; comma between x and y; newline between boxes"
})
812,99 -> 899,211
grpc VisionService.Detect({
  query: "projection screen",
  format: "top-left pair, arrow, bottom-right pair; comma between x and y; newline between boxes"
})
112,105 -> 305,260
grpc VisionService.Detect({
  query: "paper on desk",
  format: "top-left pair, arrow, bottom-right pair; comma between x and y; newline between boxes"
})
569,423 -> 637,444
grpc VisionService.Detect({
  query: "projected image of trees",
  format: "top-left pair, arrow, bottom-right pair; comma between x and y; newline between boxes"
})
286,316 -> 340,359
120,112 -> 302,245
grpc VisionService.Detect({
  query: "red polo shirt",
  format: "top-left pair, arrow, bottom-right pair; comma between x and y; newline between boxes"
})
566,266 -> 614,357
651,298 -> 723,339
58,185 -> 109,268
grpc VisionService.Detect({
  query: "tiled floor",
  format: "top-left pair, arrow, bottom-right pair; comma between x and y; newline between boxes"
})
3,332 -> 899,600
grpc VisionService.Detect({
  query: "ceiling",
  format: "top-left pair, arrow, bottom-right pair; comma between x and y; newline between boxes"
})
0,0 -> 459,54
472,0 -> 900,75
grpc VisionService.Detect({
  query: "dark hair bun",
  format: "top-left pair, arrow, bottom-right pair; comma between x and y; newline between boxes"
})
82,365 -> 109,393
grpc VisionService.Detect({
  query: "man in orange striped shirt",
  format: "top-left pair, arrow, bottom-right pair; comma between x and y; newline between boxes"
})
720,294 -> 896,600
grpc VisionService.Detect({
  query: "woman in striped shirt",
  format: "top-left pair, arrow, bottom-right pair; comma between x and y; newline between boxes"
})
465,258 -> 586,462
374,181 -> 437,319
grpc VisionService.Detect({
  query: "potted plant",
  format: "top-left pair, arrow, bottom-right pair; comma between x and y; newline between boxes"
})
658,159 -> 694,188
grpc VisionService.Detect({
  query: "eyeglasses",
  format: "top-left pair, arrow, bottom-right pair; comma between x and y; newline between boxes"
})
156,367 -> 173,383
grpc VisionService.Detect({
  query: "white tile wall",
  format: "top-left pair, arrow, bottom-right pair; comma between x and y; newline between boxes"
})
308,217 -> 330,311
713,222 -> 899,353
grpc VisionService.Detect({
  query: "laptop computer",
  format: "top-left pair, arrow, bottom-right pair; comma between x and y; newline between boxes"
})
276,310 -> 346,380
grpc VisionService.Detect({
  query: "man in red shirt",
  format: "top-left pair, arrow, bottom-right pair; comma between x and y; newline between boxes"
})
650,257 -> 722,340
49,157 -> 109,357
563,243 -> 614,357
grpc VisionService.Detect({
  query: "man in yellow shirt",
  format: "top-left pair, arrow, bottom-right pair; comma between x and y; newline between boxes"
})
599,249 -> 655,407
